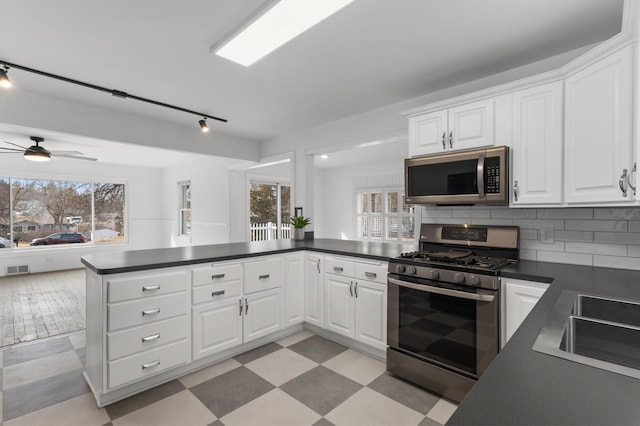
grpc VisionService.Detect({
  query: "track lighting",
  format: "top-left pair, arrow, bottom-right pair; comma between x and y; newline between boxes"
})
0,59 -> 227,131
199,118 -> 209,133
0,66 -> 11,88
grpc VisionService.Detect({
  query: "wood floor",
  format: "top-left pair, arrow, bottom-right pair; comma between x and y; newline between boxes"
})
0,269 -> 86,348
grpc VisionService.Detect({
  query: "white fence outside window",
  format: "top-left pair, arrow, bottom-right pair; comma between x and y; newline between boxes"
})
250,222 -> 291,241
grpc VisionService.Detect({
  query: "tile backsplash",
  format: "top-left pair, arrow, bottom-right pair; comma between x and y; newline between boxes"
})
421,206 -> 640,271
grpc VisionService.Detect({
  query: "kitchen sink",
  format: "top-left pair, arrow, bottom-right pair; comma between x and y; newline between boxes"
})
533,291 -> 640,379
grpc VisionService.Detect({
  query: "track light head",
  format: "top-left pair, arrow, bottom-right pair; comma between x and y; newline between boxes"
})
199,118 -> 209,133
0,66 -> 11,88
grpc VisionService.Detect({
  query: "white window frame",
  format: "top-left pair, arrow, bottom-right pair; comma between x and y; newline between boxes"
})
178,180 -> 191,237
355,187 -> 417,243
247,175 -> 292,241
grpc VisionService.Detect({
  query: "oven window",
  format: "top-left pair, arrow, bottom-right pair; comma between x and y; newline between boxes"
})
398,287 -> 478,375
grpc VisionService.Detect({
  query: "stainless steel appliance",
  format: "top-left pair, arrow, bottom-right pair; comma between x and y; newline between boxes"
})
405,146 -> 509,205
387,223 -> 519,402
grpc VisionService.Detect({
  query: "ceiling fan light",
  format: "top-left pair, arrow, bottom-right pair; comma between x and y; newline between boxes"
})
24,151 -> 51,162
0,68 -> 11,88
199,118 -> 209,133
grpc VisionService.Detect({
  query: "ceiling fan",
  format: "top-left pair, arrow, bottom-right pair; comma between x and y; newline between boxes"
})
0,136 -> 97,162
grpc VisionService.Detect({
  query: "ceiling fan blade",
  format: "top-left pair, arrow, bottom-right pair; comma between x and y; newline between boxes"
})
0,147 -> 24,152
53,153 -> 98,161
4,141 -> 28,150
49,150 -> 85,155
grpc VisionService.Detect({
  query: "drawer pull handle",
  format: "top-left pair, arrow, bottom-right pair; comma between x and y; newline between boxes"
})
141,333 -> 160,342
211,274 -> 226,279
142,360 -> 160,369
258,274 -> 270,280
211,290 -> 225,297
142,285 -> 160,292
333,266 -> 344,272
365,272 -> 377,279
142,308 -> 160,316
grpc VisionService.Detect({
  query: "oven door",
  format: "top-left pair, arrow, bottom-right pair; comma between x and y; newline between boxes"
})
387,274 -> 499,379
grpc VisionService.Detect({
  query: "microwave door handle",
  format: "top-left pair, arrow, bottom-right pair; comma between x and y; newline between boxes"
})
477,153 -> 486,199
388,277 -> 495,302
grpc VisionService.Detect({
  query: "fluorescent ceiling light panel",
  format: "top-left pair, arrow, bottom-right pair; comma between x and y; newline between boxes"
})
214,0 -> 355,66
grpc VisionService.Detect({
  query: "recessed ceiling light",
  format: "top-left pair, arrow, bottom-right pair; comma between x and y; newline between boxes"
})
213,0 -> 355,67
320,154 -> 329,159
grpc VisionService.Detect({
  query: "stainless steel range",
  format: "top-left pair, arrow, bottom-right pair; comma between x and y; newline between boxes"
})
387,223 -> 519,402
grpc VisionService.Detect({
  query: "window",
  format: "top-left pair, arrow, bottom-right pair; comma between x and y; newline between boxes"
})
178,181 -> 191,236
0,177 -> 126,247
249,181 -> 291,241
355,188 -> 416,242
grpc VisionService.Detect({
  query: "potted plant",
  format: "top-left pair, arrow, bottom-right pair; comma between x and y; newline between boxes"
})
291,215 -> 311,241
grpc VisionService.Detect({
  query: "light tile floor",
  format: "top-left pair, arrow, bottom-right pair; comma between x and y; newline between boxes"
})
0,330 -> 458,426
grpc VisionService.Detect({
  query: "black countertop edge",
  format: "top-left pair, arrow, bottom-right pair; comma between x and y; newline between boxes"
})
81,239 -> 409,275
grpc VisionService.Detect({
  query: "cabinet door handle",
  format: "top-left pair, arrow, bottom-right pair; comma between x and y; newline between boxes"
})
142,360 -> 160,369
364,272 -> 377,279
333,266 -> 343,273
441,132 -> 446,150
211,273 -> 226,280
316,259 -> 320,273
449,131 -> 453,148
142,308 -> 160,316
354,282 -> 359,298
211,290 -> 225,297
628,163 -> 637,196
259,274 -> 270,280
141,333 -> 160,343
245,298 -> 249,314
619,169 -> 628,197
349,281 -> 354,297
142,284 -> 160,292
239,299 -> 243,316
513,180 -> 519,202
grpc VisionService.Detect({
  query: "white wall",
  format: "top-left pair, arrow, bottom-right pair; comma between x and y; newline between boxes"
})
0,157 -> 164,275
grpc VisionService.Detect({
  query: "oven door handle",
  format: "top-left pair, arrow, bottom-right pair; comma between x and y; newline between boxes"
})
388,277 -> 495,302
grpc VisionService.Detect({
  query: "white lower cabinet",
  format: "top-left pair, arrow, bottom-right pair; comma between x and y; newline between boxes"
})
502,278 -> 550,347
323,256 -> 387,351
243,287 -> 282,342
284,253 -> 304,327
192,297 -> 243,359
304,253 -> 323,327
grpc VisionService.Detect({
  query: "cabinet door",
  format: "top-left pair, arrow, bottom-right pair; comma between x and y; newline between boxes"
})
354,280 -> 386,350
324,274 -> 355,338
502,279 -> 550,346
304,254 -> 323,327
408,109 -> 448,156
448,98 -> 494,151
243,288 -> 283,343
192,299 -> 243,360
564,46 -> 633,204
511,82 -> 563,205
284,253 -> 304,326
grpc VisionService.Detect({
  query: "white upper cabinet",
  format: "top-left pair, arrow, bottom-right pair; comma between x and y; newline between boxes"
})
511,81 -> 564,205
408,98 -> 494,156
564,45 -> 633,204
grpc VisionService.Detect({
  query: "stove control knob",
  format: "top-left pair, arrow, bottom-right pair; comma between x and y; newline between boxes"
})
406,266 -> 417,275
427,269 -> 439,280
395,264 -> 406,274
469,275 -> 481,285
454,272 -> 465,284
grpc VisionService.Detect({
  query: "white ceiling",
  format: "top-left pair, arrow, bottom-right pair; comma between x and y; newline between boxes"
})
0,0 -> 624,166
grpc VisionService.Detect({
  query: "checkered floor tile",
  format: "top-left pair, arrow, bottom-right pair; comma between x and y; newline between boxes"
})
0,330 -> 457,425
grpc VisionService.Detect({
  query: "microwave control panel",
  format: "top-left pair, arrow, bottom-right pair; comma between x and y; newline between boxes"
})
485,157 -> 501,193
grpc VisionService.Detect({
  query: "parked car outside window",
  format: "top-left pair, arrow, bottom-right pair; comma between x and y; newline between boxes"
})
0,236 -> 11,248
30,233 -> 86,246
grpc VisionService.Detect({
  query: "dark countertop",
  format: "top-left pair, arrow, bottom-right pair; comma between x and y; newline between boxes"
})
448,260 -> 640,425
81,238 -> 407,274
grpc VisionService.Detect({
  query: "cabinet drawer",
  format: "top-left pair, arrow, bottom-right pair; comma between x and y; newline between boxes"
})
324,257 -> 355,277
107,271 -> 188,303
107,315 -> 188,361
107,339 -> 188,390
244,258 -> 284,294
192,280 -> 241,304
192,263 -> 242,286
108,292 -> 188,331
354,262 -> 387,284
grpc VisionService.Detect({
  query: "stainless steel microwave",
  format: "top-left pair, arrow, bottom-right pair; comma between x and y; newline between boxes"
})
405,146 -> 509,205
